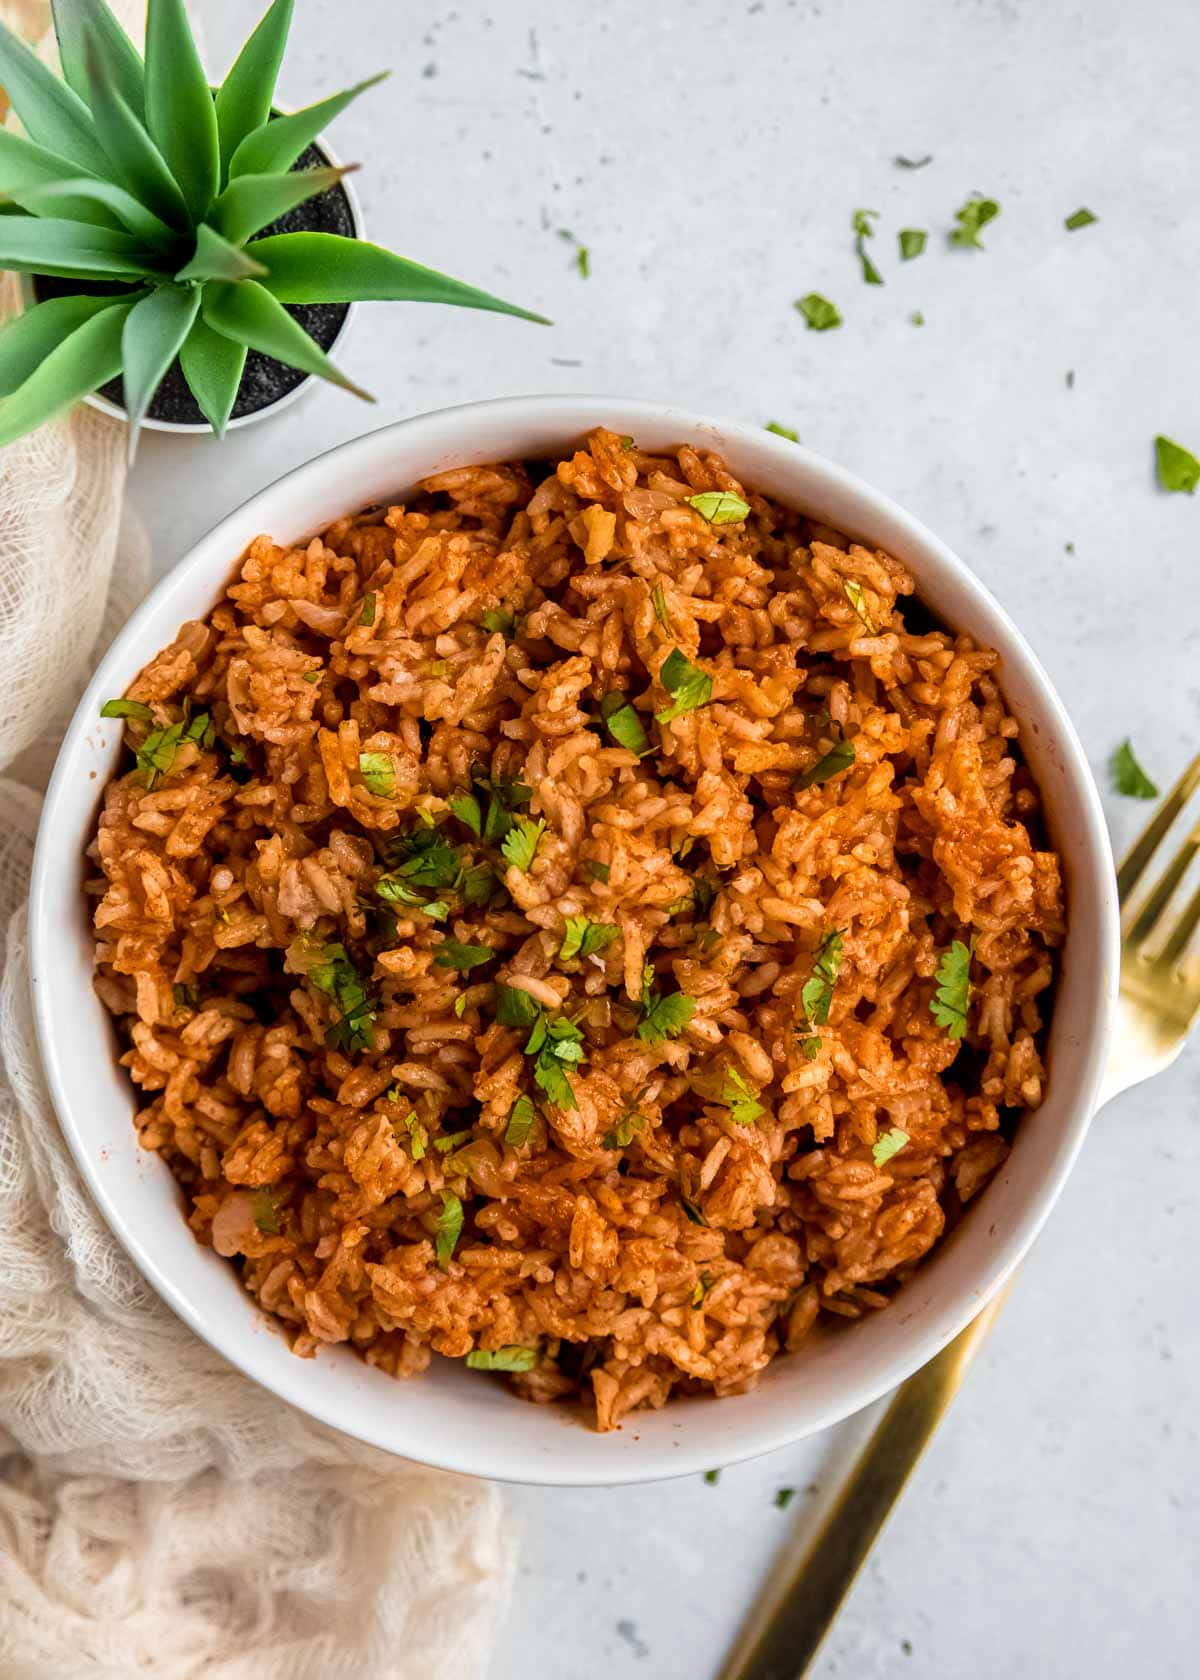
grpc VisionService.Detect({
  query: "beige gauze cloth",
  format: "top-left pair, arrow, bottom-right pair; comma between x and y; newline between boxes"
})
0,4 -> 511,1674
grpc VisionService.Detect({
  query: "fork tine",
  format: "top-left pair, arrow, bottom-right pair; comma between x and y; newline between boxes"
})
1116,753 -> 1200,909
1126,823 -> 1200,947
1158,877 -> 1200,970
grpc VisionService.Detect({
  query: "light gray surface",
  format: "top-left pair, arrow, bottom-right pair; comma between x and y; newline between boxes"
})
129,1 -> 1200,1675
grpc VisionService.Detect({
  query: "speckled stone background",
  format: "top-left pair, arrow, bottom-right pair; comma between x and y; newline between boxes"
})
131,2 -> 1200,1674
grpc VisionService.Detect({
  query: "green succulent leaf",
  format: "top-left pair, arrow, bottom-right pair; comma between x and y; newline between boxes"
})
0,292 -> 137,397
121,284 -> 202,455
0,17 -> 110,174
0,127 -> 124,231
176,222 -> 269,283
227,73 -> 389,179
8,174 -> 172,244
0,296 -> 134,448
0,215 -> 159,279
249,232 -> 548,323
85,43 -> 190,230
51,0 -> 145,119
144,0 -> 219,218
210,166 -> 348,248
214,0 -> 295,178
202,278 -> 372,400
178,314 -> 246,437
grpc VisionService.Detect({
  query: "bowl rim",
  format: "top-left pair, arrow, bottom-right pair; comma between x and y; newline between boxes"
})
29,395 -> 1121,1485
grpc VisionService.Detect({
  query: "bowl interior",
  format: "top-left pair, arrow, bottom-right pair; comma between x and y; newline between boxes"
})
29,397 -> 1120,1485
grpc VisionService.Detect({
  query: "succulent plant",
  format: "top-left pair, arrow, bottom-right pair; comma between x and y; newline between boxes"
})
0,0 -> 543,450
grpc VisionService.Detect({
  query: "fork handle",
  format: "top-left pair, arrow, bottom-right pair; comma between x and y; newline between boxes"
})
716,1288 -> 1010,1680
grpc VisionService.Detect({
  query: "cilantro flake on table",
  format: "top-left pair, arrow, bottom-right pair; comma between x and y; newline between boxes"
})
795,292 -> 842,331
1155,434 -> 1200,494
1110,739 -> 1159,799
948,195 -> 1000,249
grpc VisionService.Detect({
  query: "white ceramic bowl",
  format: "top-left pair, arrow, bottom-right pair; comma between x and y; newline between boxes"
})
29,396 -> 1121,1486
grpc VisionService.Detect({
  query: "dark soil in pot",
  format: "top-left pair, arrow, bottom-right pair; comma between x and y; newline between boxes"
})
33,143 -> 354,427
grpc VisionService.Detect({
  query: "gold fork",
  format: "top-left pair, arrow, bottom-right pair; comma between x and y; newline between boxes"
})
718,753 -> 1200,1680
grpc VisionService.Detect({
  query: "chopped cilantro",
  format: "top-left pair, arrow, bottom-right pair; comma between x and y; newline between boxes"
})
688,490 -> 750,525
100,697 -> 152,722
433,939 -> 494,971
1155,434 -> 1200,495
585,859 -> 611,883
651,582 -> 670,624
795,292 -> 842,331
802,930 -> 844,1028
495,983 -> 541,1029
433,1128 -> 473,1153
766,421 -> 800,442
722,1068 -> 765,1125
873,1127 -> 909,1167
374,875 -> 448,921
930,940 -> 973,1038
559,915 -> 619,962
434,1190 -> 463,1267
358,752 -> 395,797
133,721 -> 185,788
477,773 -> 533,844
682,1199 -> 709,1227
501,815 -> 545,872
691,1271 -> 714,1307
910,309 -> 925,326
894,153 -> 932,169
600,692 -> 649,754
602,1109 -> 645,1150
359,592 -> 377,626
798,1033 -> 822,1060
898,228 -> 927,260
1064,207 -> 1097,231
307,943 -> 375,1052
775,1486 -> 796,1510
505,1094 -> 536,1147
656,648 -> 713,723
399,1111 -> 427,1160
302,670 -> 321,685
172,982 -> 197,1011
619,434 -> 635,450
252,1188 -> 280,1234
481,607 -> 515,636
844,580 -> 877,633
453,993 -> 468,1017
852,208 -> 882,284
461,863 -> 497,906
703,1468 -> 721,1485
527,1014 -> 585,1110
1110,739 -> 1159,799
466,1346 -> 537,1372
637,985 -> 695,1045
796,738 -> 856,789
386,826 -> 463,890
949,196 -> 1000,249
448,791 -> 483,836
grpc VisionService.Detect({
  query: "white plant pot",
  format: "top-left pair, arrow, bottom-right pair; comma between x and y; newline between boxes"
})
22,135 -> 361,437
